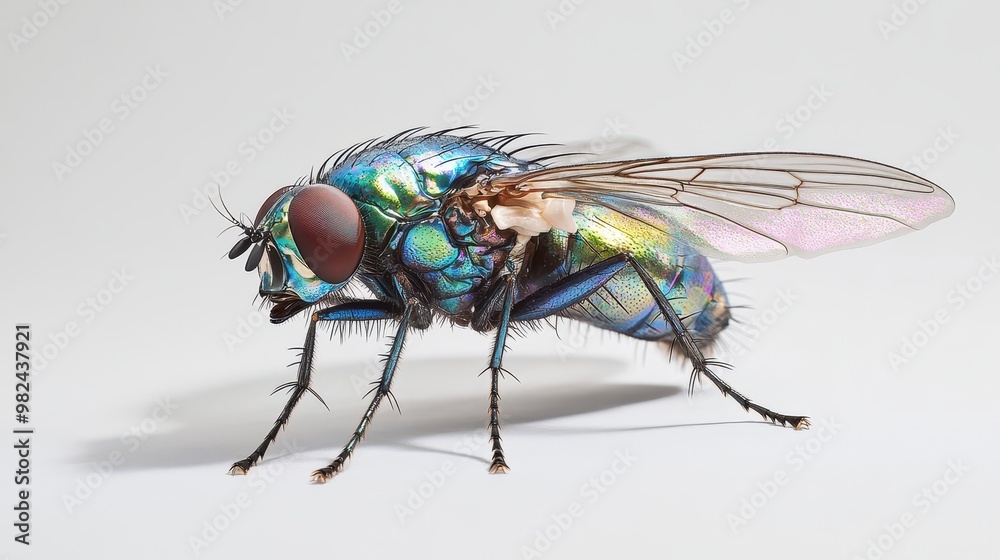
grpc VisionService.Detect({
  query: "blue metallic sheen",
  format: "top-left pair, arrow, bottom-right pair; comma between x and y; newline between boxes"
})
254,132 -> 731,341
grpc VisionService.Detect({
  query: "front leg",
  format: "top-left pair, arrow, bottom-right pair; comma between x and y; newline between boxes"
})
311,303 -> 413,483
228,300 -> 400,476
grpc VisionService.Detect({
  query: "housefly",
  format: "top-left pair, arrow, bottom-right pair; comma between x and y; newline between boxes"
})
216,127 -> 954,482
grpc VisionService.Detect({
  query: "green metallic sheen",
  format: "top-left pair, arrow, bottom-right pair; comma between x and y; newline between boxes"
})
257,190 -> 344,303
522,203 -> 730,342
254,132 -> 729,341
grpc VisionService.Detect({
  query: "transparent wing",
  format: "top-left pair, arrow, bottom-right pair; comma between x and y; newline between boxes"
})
484,152 -> 955,262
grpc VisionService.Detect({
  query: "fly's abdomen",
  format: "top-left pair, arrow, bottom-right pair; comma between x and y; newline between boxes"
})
520,203 -> 730,343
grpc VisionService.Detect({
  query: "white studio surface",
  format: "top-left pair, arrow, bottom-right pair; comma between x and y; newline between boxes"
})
1,1 -> 998,559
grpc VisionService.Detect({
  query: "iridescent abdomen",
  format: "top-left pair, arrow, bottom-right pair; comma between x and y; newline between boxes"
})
521,203 -> 730,343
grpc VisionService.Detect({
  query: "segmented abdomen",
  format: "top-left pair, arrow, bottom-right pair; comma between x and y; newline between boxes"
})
520,203 -> 730,343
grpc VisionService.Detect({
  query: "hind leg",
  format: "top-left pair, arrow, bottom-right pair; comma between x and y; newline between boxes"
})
512,252 -> 809,429
626,255 -> 809,429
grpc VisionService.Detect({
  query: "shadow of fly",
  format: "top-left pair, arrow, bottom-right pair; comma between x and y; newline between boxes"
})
214,126 -> 954,483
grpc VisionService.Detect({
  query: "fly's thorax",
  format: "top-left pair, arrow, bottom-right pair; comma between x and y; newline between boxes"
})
287,133 -> 544,317
387,197 -> 517,318
320,135 -> 534,255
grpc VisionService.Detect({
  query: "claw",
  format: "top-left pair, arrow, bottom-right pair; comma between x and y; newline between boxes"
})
310,470 -> 332,484
310,467 -> 339,483
228,461 -> 252,475
488,461 -> 510,474
310,458 -> 346,483
794,417 -> 811,430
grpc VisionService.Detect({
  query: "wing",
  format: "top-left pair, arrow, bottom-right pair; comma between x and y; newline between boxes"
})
482,152 -> 955,263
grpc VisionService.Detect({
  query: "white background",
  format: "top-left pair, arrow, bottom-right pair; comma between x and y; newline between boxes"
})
2,1 -> 998,559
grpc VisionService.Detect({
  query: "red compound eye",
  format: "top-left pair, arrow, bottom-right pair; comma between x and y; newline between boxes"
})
255,186 -> 295,227
287,184 -> 365,284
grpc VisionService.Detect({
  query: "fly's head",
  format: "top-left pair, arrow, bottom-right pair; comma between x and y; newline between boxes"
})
220,184 -> 366,323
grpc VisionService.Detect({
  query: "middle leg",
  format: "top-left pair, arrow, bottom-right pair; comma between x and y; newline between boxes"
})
483,273 -> 517,474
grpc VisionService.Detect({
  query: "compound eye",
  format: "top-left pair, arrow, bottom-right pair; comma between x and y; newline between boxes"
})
255,186 -> 296,228
287,184 -> 365,284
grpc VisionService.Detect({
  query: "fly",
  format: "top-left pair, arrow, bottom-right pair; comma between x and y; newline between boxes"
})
216,126 -> 954,483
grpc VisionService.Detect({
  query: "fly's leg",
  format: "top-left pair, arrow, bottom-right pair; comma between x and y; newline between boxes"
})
311,305 -> 413,483
626,255 -> 810,430
509,253 -> 808,429
510,255 -> 629,322
487,366 -> 509,474
229,318 -> 320,475
228,301 -> 400,476
482,274 -> 517,474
